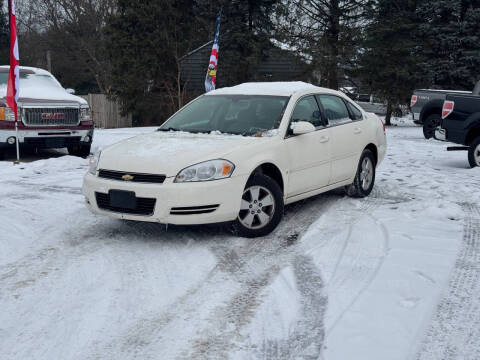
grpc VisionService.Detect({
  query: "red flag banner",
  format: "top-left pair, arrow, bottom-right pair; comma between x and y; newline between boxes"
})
7,0 -> 19,121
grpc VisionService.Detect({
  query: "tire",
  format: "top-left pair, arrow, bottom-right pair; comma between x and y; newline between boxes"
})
68,144 -> 91,158
345,149 -> 376,198
232,174 -> 284,238
468,137 -> 480,168
423,114 -> 441,139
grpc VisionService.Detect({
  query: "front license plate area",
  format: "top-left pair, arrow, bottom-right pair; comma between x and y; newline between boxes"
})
109,190 -> 137,209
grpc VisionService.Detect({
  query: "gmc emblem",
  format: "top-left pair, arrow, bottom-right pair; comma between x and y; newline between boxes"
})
41,113 -> 65,120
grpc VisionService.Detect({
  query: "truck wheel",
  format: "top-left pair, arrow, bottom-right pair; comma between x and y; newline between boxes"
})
468,137 -> 480,168
232,174 -> 284,238
346,149 -> 376,198
68,144 -> 91,158
423,114 -> 441,139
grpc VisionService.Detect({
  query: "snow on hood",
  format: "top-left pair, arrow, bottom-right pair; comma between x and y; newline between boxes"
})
0,80 -> 87,105
98,131 -> 261,176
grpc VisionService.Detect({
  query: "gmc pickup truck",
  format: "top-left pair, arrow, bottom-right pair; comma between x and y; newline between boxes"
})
410,81 -> 480,139
435,94 -> 480,168
0,66 -> 94,159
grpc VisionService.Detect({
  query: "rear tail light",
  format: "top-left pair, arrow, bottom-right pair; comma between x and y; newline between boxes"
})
442,100 -> 455,119
380,118 -> 386,132
410,95 -> 418,107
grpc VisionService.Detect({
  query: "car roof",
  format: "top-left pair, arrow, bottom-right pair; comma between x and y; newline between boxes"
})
207,81 -> 341,97
0,65 -> 52,76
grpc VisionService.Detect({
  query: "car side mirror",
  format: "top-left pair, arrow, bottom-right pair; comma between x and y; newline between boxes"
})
292,121 -> 316,135
66,88 -> 76,95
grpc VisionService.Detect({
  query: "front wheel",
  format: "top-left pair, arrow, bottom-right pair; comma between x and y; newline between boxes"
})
423,114 -> 441,139
346,149 -> 376,198
468,137 -> 480,168
68,144 -> 91,158
232,174 -> 284,238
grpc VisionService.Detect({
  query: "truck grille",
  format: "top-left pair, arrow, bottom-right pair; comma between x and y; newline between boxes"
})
23,108 -> 80,126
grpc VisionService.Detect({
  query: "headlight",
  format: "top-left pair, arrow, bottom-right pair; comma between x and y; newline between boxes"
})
80,106 -> 91,122
0,107 -> 16,121
88,150 -> 101,175
174,160 -> 235,183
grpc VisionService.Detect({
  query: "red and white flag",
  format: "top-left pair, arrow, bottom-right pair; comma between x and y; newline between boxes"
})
7,0 -> 19,121
205,12 -> 221,93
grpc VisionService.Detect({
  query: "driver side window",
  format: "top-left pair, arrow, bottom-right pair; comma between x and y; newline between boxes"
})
291,96 -> 323,128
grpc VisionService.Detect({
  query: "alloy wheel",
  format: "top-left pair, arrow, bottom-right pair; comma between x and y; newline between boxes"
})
360,157 -> 374,191
475,144 -> 480,166
238,185 -> 276,230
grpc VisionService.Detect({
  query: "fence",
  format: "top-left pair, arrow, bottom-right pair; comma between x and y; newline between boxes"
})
81,94 -> 132,129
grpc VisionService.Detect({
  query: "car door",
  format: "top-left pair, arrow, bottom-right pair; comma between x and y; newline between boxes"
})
285,95 -> 332,198
317,95 -> 365,184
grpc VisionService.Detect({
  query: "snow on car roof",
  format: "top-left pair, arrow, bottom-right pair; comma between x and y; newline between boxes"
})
208,81 -> 338,97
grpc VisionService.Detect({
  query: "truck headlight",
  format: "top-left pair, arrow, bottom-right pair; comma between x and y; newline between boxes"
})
174,160 -> 235,183
80,106 -> 92,123
0,107 -> 16,121
88,150 -> 101,175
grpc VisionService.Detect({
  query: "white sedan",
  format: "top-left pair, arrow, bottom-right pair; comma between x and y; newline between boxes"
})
83,82 -> 386,237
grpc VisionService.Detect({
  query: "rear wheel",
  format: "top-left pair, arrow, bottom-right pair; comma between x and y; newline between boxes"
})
468,137 -> 480,168
232,174 -> 284,238
423,114 -> 441,139
346,149 -> 376,198
68,144 -> 91,158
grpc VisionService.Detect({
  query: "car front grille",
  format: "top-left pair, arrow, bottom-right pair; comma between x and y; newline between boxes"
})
170,205 -> 220,215
98,169 -> 166,184
95,192 -> 156,216
23,108 -> 80,126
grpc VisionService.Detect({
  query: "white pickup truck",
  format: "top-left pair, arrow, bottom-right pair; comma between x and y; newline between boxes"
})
0,66 -> 94,159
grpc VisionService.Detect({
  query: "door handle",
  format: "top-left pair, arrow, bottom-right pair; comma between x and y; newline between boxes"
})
354,127 -> 362,134
319,136 -> 330,143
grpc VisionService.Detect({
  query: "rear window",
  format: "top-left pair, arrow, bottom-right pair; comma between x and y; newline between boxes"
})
346,102 -> 363,120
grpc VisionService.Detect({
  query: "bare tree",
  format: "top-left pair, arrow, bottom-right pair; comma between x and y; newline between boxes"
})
23,0 -> 116,93
278,0 -> 369,89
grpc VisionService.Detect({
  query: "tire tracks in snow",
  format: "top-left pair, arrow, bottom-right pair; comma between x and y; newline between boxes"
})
87,193 -> 341,360
416,203 -> 480,360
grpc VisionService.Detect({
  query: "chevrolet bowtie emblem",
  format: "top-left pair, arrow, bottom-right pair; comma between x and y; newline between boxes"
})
122,174 -> 134,181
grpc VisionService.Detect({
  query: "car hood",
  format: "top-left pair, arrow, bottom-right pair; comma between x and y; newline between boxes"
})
98,131 -> 262,177
0,85 -> 87,105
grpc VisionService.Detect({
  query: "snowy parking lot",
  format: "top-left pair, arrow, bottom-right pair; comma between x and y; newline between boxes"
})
1,120 -> 479,360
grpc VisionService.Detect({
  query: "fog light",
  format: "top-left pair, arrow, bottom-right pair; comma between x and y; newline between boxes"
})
84,135 -> 91,143
7,137 -> 16,145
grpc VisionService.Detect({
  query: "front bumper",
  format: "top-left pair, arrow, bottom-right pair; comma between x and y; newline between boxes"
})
82,173 -> 248,225
0,128 -> 93,148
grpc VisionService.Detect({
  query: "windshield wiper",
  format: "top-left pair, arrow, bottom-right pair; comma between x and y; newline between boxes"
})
158,127 -> 180,132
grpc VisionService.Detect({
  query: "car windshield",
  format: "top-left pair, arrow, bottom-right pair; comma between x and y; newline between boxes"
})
159,95 -> 289,136
0,71 -> 61,91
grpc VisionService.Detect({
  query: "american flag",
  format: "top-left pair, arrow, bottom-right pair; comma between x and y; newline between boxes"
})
7,0 -> 19,121
205,12 -> 221,93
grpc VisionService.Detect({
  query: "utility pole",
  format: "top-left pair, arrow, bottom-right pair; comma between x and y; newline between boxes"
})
46,50 -> 52,73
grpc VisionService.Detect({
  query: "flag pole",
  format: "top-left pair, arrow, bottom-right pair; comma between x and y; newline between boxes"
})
8,0 -> 20,164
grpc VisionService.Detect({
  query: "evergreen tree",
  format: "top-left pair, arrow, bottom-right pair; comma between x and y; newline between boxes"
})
0,0 -> 9,65
417,0 -> 480,89
195,0 -> 281,87
105,0 -> 199,124
278,0 -> 369,89
359,0 -> 423,125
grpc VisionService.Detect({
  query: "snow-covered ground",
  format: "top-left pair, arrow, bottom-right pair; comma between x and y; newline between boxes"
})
1,119 -> 479,360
